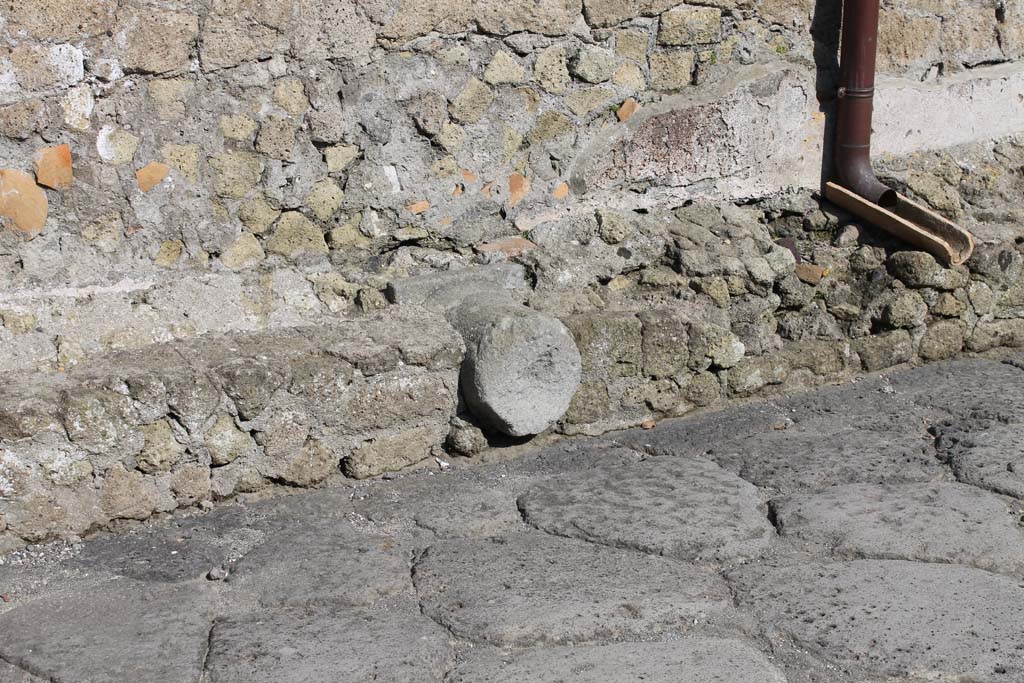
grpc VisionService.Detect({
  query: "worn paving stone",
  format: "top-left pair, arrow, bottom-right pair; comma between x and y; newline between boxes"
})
65,505 -> 262,583
206,606 -> 452,683
772,483 -> 1024,574
352,441 -> 642,538
729,560 -> 1024,682
518,456 -> 775,563
936,418 -> 1024,499
887,358 -> 1024,417
0,579 -> 215,683
449,639 -> 787,682
608,401 -> 790,457
710,422 -> 948,494
226,519 -> 414,608
0,659 -> 45,682
414,533 -> 740,646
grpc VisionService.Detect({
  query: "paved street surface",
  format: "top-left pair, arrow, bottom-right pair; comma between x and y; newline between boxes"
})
2,357 -> 1024,682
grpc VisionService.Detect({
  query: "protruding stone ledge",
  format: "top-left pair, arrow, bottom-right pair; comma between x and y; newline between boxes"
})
0,313 -> 464,552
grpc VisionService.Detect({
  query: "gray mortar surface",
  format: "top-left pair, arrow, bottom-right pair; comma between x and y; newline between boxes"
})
2,356 -> 1024,682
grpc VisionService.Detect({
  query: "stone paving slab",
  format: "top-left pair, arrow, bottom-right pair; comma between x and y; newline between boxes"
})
0,579 -> 216,683
351,441 -> 643,538
518,456 -> 775,564
772,482 -> 1024,574
939,420 -> 1024,499
414,533 -> 742,646
225,519 -> 415,608
729,560 -> 1024,682
206,606 -> 452,683
449,639 -> 788,682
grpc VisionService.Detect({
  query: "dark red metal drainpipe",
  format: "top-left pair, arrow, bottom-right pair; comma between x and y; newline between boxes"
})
834,0 -> 899,208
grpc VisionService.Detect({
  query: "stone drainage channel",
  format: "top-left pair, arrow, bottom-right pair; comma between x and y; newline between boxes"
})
1,356 -> 1024,682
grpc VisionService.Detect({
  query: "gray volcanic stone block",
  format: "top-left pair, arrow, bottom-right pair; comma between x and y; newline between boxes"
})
449,639 -> 787,682
729,560 -> 1024,681
386,263 -> 530,310
887,358 -> 1024,417
772,483 -> 1024,574
205,606 -> 452,683
227,519 -> 414,608
0,579 -> 216,683
352,441 -> 643,538
518,456 -> 775,563
709,425 -> 949,494
449,294 -> 582,436
939,420 -> 1024,499
413,533 -> 739,646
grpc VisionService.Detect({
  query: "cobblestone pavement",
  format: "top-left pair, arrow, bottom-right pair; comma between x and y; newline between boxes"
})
2,357 -> 1024,683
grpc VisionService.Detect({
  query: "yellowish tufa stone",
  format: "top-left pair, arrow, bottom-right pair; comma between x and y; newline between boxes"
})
305,179 -> 344,222
612,62 -> 647,91
81,213 -> 124,253
565,87 -> 616,117
449,77 -> 494,124
0,310 -> 37,335
161,143 -> 200,182
219,114 -> 258,141
266,212 -> 328,259
137,420 -> 186,474
154,240 -> 184,267
96,126 -> 140,165
256,116 -> 296,159
534,45 -> 571,94
326,214 -> 370,250
484,51 -> 526,85
209,151 -> 262,199
238,196 -> 281,234
324,145 -> 360,172
273,78 -> 308,116
220,232 -> 265,271
615,28 -> 650,62
437,122 -> 466,154
650,50 -> 696,91
148,78 -> 190,120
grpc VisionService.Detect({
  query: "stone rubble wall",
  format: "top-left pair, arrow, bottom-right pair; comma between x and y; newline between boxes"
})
0,313 -> 464,550
0,0 -> 1022,373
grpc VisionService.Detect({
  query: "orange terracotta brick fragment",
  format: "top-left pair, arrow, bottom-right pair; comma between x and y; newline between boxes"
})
406,200 -> 430,214
136,161 -> 170,192
552,182 -> 570,199
0,169 -> 48,239
617,98 -> 641,122
33,144 -> 73,190
453,183 -> 464,196
509,173 -> 529,207
461,169 -> 478,184
480,182 -> 494,197
476,236 -> 537,258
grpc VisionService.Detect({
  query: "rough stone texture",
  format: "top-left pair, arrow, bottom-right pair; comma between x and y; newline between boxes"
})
772,483 -> 1024,574
519,456 -> 775,563
730,560 -> 1024,682
0,315 -> 462,546
450,639 -> 787,682
2,0 -> 1024,559
0,580 -> 216,683
206,607 -> 452,683
2,361 -> 1024,682
449,295 -> 582,436
414,533 -> 739,646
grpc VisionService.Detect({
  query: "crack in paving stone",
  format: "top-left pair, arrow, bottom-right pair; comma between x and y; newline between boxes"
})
0,653 -> 54,683
198,618 -> 219,683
